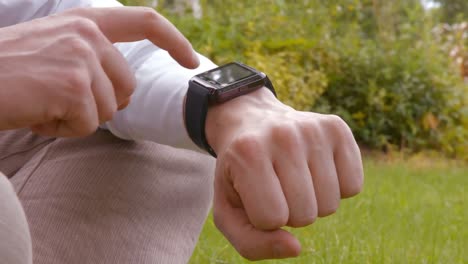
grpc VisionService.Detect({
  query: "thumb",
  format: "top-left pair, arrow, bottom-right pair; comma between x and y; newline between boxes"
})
118,97 -> 131,110
213,184 -> 301,261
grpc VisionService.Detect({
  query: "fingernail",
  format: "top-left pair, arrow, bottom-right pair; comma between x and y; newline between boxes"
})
192,51 -> 200,68
118,98 -> 131,110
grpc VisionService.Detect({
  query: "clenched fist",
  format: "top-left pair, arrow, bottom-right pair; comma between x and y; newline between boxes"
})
206,87 -> 364,260
0,7 -> 198,137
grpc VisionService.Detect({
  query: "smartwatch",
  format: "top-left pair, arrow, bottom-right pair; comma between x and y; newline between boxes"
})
185,62 -> 276,157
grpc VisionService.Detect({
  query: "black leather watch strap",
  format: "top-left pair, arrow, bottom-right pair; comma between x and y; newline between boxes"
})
185,81 -> 217,157
185,76 -> 275,158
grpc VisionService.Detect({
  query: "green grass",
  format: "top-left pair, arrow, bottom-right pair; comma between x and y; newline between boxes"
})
190,159 -> 467,264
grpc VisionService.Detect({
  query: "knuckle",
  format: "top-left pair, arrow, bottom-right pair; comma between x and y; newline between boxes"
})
342,175 -> 364,198
299,120 -> 321,140
253,211 -> 288,230
271,122 -> 299,147
271,213 -> 289,228
326,114 -> 351,136
63,73 -> 92,113
124,74 -> 137,95
301,121 -> 328,151
288,213 -> 317,228
80,110 -> 99,136
326,114 -> 346,126
76,125 -> 97,137
140,7 -> 166,39
318,203 -> 339,217
140,7 -> 160,24
100,103 -> 117,123
64,69 -> 89,92
117,70 -> 137,100
138,6 -> 192,52
45,105 -> 65,121
231,134 -> 263,159
67,110 -> 98,137
65,37 -> 95,60
69,17 -> 101,41
271,122 -> 293,137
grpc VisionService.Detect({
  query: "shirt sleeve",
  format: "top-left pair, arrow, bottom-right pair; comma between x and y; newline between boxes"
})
0,0 -> 87,27
103,40 -> 218,151
89,0 -> 218,151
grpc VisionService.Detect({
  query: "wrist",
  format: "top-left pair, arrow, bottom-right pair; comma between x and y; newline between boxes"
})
184,62 -> 280,157
205,87 -> 290,154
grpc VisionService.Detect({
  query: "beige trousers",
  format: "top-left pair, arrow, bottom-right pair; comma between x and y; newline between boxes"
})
0,129 -> 215,264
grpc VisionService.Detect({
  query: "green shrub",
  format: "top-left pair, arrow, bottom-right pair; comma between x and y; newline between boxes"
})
121,0 -> 468,159
313,36 -> 467,157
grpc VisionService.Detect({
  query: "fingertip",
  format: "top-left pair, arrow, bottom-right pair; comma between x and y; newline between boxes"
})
182,40 -> 199,69
273,230 -> 302,258
339,164 -> 365,199
118,97 -> 131,110
170,49 -> 200,69
292,238 -> 302,257
189,50 -> 200,69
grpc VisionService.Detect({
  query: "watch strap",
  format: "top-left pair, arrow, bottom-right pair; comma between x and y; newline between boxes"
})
265,76 -> 276,97
185,76 -> 276,158
185,80 -> 217,157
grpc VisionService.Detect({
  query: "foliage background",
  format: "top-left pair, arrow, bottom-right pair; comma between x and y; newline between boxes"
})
120,0 -> 467,160
116,2 -> 467,263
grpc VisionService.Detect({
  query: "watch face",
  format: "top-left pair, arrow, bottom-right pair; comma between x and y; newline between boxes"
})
200,63 -> 256,87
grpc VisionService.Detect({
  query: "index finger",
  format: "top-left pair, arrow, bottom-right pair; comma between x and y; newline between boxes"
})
68,7 -> 199,69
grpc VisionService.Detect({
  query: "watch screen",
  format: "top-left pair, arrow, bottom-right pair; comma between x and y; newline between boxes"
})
202,63 -> 255,86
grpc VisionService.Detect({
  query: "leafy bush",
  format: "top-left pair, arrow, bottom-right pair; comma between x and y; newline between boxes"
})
121,0 -> 468,159
313,36 -> 467,155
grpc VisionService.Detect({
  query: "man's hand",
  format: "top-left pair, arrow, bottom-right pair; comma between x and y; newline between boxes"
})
207,87 -> 364,260
0,7 -> 198,137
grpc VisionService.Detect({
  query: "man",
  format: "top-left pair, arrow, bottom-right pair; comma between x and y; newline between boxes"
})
0,0 -> 364,263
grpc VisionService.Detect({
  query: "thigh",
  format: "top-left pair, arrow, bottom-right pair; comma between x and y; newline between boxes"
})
0,129 -> 53,177
0,173 -> 32,264
10,129 -> 216,264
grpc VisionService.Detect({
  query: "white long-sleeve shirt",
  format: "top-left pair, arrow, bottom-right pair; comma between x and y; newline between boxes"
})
0,0 -> 217,152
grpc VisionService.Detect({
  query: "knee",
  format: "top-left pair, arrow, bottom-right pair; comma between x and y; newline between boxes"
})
0,173 -> 32,264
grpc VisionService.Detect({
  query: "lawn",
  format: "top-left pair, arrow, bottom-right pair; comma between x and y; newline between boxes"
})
190,158 -> 467,264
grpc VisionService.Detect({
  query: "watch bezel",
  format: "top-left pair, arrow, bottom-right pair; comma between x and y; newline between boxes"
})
185,62 -> 276,157
190,62 -> 267,104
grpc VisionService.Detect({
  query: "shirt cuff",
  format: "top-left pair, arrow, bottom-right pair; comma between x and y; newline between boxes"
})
103,45 -> 217,152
